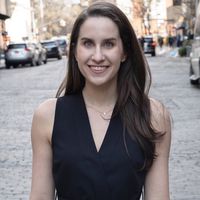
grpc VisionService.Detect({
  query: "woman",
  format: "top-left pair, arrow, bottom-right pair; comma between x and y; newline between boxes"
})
30,2 -> 171,200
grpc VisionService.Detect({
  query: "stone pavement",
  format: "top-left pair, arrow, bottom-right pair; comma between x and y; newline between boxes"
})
0,58 -> 67,200
0,56 -> 200,199
149,56 -> 200,200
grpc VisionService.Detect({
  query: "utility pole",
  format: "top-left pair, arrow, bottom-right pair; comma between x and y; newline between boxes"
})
39,0 -> 44,40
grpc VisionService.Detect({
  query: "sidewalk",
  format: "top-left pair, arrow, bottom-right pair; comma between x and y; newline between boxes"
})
0,59 -> 5,68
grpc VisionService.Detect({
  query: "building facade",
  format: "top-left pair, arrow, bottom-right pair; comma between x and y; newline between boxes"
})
131,0 -> 197,41
5,0 -> 33,43
0,0 -> 10,51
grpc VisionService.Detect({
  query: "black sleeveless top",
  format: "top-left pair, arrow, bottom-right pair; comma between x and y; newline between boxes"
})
52,93 -> 146,200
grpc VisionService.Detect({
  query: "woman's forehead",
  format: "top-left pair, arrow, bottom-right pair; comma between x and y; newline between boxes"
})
78,16 -> 120,39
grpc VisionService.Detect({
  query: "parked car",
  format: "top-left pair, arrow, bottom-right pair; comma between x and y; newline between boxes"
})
33,43 -> 47,65
140,36 -> 156,56
41,40 -> 62,60
56,38 -> 67,55
189,2 -> 200,85
5,43 -> 40,69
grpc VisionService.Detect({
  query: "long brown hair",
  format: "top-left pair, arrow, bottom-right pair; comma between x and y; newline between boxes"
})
56,2 -> 162,170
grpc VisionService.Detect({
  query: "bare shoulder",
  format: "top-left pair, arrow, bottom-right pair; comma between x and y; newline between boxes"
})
30,98 -> 57,199
149,98 -> 171,157
149,97 -> 171,133
32,98 -> 57,143
34,98 -> 57,117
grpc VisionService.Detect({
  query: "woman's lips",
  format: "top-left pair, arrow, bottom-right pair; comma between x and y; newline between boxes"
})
88,65 -> 109,74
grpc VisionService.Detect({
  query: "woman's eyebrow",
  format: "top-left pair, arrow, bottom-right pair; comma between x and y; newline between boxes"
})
104,37 -> 117,40
80,37 -> 93,41
80,37 -> 117,42
103,38 -> 117,42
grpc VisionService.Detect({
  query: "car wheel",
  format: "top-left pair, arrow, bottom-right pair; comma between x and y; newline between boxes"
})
189,64 -> 199,85
5,62 -> 10,69
190,79 -> 199,85
37,57 -> 42,66
31,58 -> 36,66
152,51 -> 156,56
43,55 -> 47,64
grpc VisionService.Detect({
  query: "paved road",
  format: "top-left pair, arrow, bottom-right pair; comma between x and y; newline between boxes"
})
0,55 -> 199,199
0,58 -> 67,199
149,56 -> 200,200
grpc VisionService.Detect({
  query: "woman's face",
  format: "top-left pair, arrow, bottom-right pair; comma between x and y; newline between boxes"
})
75,16 -> 126,88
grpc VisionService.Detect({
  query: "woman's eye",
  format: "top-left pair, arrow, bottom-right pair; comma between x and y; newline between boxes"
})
104,41 -> 114,48
83,41 -> 93,48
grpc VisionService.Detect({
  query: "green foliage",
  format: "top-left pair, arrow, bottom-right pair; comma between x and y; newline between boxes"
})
178,47 -> 187,57
178,39 -> 193,57
32,0 -> 83,39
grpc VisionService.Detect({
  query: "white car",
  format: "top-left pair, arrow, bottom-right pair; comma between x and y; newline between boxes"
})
189,2 -> 200,85
5,43 -> 40,69
190,37 -> 200,84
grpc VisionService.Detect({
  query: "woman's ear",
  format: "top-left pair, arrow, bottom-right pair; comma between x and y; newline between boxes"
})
121,54 -> 127,62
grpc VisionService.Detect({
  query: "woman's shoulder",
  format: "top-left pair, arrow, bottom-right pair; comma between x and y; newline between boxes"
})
149,97 -> 171,132
149,97 -> 170,116
32,98 -> 57,142
34,98 -> 57,120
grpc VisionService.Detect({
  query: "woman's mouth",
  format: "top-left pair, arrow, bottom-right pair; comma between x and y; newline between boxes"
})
88,65 -> 109,74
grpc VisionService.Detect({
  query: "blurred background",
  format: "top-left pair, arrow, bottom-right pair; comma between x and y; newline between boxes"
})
0,0 -> 199,47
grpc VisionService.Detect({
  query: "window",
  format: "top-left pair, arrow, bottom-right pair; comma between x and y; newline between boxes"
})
173,0 -> 181,5
8,44 -> 26,49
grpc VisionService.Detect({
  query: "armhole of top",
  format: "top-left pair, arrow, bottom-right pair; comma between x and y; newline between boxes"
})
51,97 -> 59,148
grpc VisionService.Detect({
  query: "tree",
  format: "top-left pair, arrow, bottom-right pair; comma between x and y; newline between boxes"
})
31,0 -> 83,40
181,0 -> 196,35
132,0 -> 152,35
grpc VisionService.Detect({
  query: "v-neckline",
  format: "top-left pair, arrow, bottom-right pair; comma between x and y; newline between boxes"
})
80,92 -> 114,154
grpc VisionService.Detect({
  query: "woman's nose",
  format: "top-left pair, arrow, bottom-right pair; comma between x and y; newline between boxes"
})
91,47 -> 105,62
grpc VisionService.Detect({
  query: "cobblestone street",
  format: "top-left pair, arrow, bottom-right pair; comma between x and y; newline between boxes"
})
0,55 -> 199,199
149,56 -> 200,200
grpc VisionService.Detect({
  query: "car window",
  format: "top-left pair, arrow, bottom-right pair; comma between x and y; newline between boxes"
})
8,44 -> 26,49
41,41 -> 56,48
57,39 -> 66,45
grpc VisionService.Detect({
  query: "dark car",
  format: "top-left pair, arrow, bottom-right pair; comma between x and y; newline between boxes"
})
5,43 -> 40,69
41,40 -> 62,60
140,36 -> 156,56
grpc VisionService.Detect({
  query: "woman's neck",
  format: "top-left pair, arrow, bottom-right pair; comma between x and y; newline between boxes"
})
82,83 -> 117,108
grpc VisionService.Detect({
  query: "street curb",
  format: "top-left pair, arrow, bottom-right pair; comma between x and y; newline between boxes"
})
0,59 -> 5,68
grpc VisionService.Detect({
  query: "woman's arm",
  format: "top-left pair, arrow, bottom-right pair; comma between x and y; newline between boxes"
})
144,99 -> 172,200
30,99 -> 57,200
